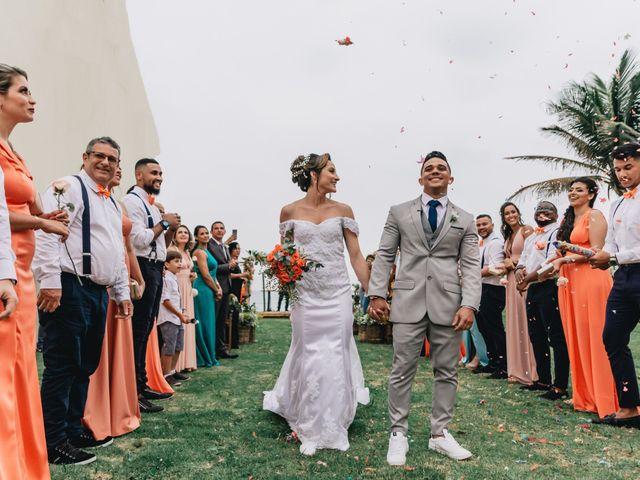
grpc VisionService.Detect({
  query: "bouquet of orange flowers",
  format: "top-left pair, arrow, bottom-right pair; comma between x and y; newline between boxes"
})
264,230 -> 323,305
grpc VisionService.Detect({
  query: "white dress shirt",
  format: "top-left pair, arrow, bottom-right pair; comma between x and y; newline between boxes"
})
0,168 -> 16,281
604,195 -> 640,264
158,271 -> 182,326
122,185 -> 166,261
480,230 -> 505,286
518,221 -> 560,284
421,192 -> 448,228
33,170 -> 129,302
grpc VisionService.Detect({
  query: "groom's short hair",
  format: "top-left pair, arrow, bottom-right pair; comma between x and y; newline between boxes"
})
421,151 -> 451,174
476,214 -> 492,222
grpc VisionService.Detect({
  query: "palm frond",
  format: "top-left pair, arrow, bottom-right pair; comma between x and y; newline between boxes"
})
504,155 -> 608,174
507,175 -> 606,200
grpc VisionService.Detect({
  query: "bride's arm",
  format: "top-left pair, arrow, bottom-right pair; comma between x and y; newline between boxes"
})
340,205 -> 370,292
345,230 -> 369,293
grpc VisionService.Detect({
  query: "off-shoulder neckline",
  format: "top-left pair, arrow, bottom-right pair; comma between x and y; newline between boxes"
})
280,216 -> 355,227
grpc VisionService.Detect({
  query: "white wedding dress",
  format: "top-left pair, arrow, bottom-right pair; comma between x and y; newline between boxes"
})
263,217 -> 370,453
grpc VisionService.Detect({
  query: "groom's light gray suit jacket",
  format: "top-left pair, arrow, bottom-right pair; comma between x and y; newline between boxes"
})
368,196 -> 481,325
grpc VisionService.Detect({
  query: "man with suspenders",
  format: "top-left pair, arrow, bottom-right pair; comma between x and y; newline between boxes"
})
34,137 -> 132,465
590,142 -> 640,428
515,201 -> 570,401
122,158 -> 180,413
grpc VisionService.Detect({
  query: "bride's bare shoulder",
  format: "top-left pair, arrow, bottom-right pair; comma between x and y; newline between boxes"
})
280,201 -> 300,222
332,201 -> 355,219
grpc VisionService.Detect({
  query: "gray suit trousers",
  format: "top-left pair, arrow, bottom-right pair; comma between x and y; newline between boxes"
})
389,314 -> 462,435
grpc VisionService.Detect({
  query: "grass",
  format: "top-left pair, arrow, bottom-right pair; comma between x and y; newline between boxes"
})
47,318 -> 640,480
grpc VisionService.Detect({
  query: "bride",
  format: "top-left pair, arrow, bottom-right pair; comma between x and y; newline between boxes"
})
263,153 -> 371,456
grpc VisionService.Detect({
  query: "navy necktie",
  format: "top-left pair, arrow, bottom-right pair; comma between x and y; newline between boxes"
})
427,199 -> 441,232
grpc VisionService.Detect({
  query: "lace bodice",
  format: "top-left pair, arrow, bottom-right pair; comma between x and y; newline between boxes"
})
279,217 -> 359,301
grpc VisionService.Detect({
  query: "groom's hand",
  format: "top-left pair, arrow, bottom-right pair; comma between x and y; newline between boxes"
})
368,297 -> 390,322
452,306 -> 475,331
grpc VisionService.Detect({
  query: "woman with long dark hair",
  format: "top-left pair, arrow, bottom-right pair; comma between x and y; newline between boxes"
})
500,202 -> 538,386
192,225 -> 222,367
545,177 -> 618,418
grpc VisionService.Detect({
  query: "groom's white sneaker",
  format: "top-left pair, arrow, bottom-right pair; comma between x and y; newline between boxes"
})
428,429 -> 472,460
386,432 -> 409,466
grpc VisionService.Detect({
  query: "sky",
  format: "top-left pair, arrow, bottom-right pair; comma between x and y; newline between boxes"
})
126,0 -> 640,262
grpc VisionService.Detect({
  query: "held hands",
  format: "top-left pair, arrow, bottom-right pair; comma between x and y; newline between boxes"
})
116,299 -> 133,319
42,209 -> 70,225
589,248 -> 611,270
37,288 -> 62,313
452,306 -> 475,331
215,288 -> 223,301
162,212 -> 181,230
368,297 -> 391,323
39,218 -> 69,241
0,279 -> 18,320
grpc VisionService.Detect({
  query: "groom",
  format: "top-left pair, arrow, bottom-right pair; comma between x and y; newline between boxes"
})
368,151 -> 481,464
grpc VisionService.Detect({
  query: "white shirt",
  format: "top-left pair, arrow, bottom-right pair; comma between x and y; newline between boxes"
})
122,185 -> 166,261
0,168 -> 16,281
421,192 -> 448,228
518,221 -> 560,284
158,271 -> 182,326
604,195 -> 640,264
480,230 -> 505,286
33,170 -> 129,302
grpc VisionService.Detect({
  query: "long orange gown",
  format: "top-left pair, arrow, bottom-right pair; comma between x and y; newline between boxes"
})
83,215 -> 141,439
175,249 -> 197,372
0,141 -> 50,479
558,211 -> 618,417
145,321 -> 174,394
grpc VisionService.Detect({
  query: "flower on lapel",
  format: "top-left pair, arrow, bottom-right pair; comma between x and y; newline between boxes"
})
450,212 -> 459,224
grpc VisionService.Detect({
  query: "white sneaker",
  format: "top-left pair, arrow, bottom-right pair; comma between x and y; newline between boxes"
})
428,429 -> 472,460
386,432 -> 409,466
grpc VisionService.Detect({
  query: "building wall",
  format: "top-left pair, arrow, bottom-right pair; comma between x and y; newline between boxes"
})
0,0 -> 159,193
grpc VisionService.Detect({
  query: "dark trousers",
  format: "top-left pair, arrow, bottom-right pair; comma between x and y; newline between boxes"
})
215,292 -> 230,355
40,273 -> 108,447
525,280 -> 569,389
475,283 -> 507,371
132,257 -> 164,393
603,264 -> 640,409
229,304 -> 240,349
277,292 -> 289,311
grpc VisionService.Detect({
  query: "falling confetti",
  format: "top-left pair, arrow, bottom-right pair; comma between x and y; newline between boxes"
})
599,197 -> 607,203
564,63 -> 569,69
449,59 -> 454,64
336,36 -> 353,46
530,11 -> 536,15
400,126 -> 405,133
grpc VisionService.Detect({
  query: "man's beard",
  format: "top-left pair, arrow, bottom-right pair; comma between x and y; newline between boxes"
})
143,183 -> 160,195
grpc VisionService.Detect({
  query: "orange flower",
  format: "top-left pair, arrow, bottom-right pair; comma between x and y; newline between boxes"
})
292,265 -> 303,277
291,252 -> 300,262
266,252 -> 275,263
278,272 -> 291,283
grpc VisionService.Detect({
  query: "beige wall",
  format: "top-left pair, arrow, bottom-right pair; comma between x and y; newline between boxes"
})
0,0 -> 159,193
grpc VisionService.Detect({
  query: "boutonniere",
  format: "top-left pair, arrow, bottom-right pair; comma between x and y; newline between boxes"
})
450,212 -> 459,224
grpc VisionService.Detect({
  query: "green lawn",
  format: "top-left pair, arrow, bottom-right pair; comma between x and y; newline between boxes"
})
47,318 -> 640,480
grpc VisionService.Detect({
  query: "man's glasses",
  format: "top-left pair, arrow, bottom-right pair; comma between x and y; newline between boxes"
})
87,151 -> 120,165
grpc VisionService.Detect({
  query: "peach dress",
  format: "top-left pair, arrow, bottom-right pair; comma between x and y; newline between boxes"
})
145,321 -> 174,394
505,228 -> 538,385
558,211 -> 618,417
0,141 -> 50,479
175,249 -> 197,372
83,215 -> 141,439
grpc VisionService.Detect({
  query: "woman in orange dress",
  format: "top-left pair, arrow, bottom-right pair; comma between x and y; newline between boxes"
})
170,225 -> 198,373
0,64 -> 68,478
83,167 -> 141,439
500,202 -> 538,386
548,177 -> 618,418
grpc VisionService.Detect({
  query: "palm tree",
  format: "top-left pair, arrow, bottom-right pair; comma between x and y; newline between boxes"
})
507,49 -> 640,199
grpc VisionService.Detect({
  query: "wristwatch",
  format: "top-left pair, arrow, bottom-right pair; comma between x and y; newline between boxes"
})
609,254 -> 618,267
159,220 -> 170,231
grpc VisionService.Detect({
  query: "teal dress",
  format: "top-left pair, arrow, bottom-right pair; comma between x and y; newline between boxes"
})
193,246 -> 220,367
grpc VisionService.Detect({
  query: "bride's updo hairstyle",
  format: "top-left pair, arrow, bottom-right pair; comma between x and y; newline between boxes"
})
290,153 -> 332,192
